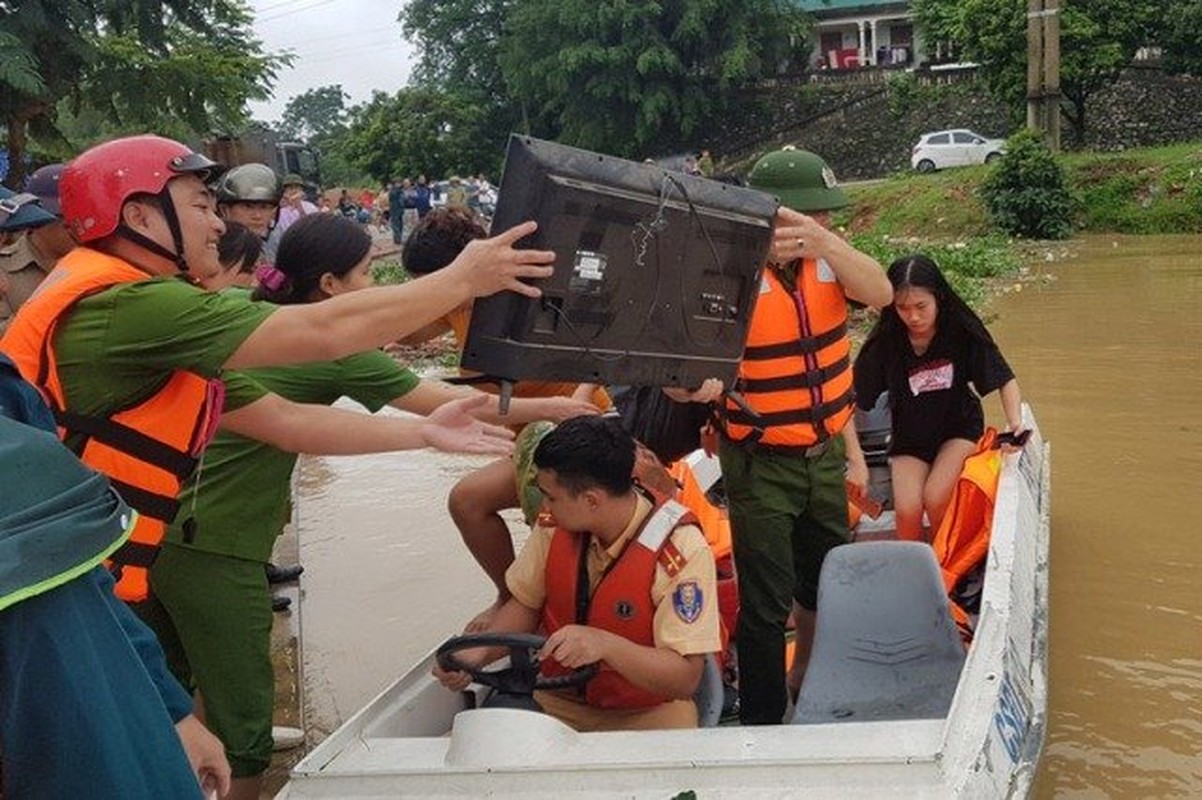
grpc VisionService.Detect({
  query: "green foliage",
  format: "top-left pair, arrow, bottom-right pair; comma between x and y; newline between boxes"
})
371,259 -> 409,286
497,0 -> 808,157
849,233 -> 1020,308
1066,142 -> 1202,233
0,0 -> 285,187
1161,0 -> 1202,76
980,129 -> 1076,239
911,0 -> 1162,142
280,85 -> 350,142
341,88 -> 502,182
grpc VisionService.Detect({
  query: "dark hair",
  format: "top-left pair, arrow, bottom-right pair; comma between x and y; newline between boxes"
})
217,222 -> 262,275
401,207 -> 486,276
533,415 -> 634,497
253,213 -> 372,304
858,253 -> 997,375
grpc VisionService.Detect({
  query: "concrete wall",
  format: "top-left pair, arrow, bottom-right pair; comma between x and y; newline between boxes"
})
705,67 -> 1202,181
1083,68 -> 1202,151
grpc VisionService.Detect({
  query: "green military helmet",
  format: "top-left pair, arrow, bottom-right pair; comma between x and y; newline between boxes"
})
214,163 -> 282,204
747,145 -> 850,212
281,173 -> 307,189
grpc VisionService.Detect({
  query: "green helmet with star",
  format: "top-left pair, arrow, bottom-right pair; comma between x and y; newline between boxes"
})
747,146 -> 850,212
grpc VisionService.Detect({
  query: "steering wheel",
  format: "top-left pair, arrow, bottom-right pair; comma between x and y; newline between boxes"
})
435,632 -> 598,697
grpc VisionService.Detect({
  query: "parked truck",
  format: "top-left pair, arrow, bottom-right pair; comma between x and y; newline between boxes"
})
200,128 -> 321,197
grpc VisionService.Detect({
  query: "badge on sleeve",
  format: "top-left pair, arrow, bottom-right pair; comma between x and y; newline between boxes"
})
672,580 -> 704,624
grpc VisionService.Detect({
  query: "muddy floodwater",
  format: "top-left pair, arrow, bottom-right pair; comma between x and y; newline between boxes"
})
291,234 -> 1202,795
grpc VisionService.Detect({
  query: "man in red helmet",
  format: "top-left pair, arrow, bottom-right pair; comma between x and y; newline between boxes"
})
0,134 -> 554,607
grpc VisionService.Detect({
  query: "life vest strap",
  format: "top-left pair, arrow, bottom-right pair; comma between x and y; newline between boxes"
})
738,354 -> 850,393
108,477 -> 181,524
743,323 -> 847,361
110,539 -> 159,568
56,408 -> 198,479
725,387 -> 854,430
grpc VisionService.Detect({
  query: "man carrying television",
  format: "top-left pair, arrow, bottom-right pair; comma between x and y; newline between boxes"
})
719,146 -> 891,725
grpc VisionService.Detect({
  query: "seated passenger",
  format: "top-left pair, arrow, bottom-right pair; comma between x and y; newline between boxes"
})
853,254 -> 1024,541
399,208 -> 612,627
434,415 -> 722,732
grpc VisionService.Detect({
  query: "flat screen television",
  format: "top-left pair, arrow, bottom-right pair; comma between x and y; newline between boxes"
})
461,135 -> 778,397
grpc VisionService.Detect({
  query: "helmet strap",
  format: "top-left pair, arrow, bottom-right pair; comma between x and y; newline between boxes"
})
114,189 -> 190,272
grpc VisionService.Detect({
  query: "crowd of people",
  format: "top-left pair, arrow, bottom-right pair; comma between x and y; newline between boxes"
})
0,131 -> 1024,798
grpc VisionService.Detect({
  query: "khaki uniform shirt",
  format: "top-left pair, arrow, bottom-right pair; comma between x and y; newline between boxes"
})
507,493 -> 721,731
0,234 -> 55,336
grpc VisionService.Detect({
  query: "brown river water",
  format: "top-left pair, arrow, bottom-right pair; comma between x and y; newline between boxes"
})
291,234 -> 1202,796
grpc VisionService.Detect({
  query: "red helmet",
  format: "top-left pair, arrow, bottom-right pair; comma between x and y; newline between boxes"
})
60,135 -> 219,243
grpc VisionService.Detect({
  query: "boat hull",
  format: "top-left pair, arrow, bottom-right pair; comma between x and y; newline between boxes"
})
280,408 -> 1050,798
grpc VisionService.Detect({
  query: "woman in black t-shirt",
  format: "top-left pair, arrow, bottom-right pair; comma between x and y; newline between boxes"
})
854,254 -> 1024,541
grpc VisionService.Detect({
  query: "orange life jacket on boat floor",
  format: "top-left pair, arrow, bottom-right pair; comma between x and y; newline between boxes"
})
931,428 -> 1002,642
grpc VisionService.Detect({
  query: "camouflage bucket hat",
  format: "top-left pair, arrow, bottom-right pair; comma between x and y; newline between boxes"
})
747,146 -> 850,212
514,420 -> 556,526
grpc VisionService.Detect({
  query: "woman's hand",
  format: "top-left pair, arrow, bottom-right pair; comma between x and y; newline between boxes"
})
422,395 -> 516,455
845,453 -> 869,501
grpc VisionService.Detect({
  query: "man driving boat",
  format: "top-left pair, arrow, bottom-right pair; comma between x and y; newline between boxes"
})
434,415 -> 721,731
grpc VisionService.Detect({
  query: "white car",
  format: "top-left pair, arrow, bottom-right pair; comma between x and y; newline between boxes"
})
911,129 -> 1006,172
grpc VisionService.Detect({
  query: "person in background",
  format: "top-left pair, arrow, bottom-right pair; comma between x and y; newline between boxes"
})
0,362 -> 230,800
0,166 -> 75,335
205,222 -> 263,292
264,173 -> 319,262
0,133 -> 555,609
400,207 -> 614,627
413,174 -> 432,219
853,253 -> 1025,541
719,146 -> 891,725
697,149 -> 715,178
388,177 -> 410,245
434,415 -> 721,732
213,163 -> 281,240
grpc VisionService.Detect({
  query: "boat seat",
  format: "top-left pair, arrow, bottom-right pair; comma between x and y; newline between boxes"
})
693,652 -> 723,727
791,541 -> 966,724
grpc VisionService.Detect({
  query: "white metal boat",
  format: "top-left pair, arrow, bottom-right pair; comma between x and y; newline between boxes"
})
279,407 -> 1049,799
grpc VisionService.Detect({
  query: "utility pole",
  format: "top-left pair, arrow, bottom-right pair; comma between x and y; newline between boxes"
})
1027,0 -> 1061,151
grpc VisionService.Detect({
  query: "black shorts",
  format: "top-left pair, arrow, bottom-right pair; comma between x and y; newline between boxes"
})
889,418 -> 983,464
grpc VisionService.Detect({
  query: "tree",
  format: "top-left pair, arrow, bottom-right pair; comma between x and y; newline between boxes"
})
1160,0 -> 1202,76
497,0 -> 809,157
340,88 -> 500,183
980,128 -> 1075,239
911,0 -> 1161,145
399,0 -> 523,165
0,0 -> 286,187
279,85 -> 350,142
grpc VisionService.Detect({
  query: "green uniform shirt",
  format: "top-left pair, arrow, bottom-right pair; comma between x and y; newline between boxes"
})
53,276 -> 277,421
166,348 -> 421,562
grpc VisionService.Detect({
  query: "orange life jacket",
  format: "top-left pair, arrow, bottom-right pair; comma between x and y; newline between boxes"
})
931,428 -> 1002,642
542,499 -> 698,709
0,248 -> 222,602
723,262 -> 853,447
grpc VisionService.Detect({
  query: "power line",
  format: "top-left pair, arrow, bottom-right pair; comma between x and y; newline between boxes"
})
258,0 -> 337,23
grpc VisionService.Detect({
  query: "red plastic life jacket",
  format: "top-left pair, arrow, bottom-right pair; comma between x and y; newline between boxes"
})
541,499 -> 698,709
